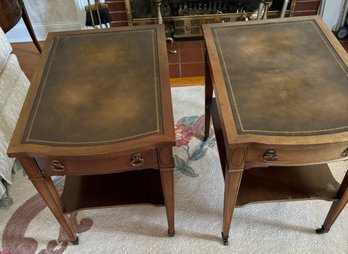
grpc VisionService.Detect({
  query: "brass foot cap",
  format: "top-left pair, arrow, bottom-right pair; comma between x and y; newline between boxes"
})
221,232 -> 229,246
71,237 -> 79,245
316,226 -> 329,234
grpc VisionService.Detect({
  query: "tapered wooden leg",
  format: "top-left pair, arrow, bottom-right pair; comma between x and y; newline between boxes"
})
222,169 -> 243,245
221,148 -> 246,245
20,0 -> 42,53
18,157 -> 78,244
204,54 -> 213,141
160,168 -> 175,236
316,169 -> 348,234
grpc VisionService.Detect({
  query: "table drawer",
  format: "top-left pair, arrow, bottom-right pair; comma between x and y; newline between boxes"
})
245,143 -> 348,168
35,149 -> 158,176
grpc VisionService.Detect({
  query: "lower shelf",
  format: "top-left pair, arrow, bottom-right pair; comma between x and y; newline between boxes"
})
236,164 -> 340,206
210,98 -> 341,206
61,169 -> 164,213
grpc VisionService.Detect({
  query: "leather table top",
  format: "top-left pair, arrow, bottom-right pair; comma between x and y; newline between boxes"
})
207,18 -> 348,136
22,27 -> 164,146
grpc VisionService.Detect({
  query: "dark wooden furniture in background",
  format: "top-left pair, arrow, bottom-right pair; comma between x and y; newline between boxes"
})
104,0 -> 322,78
0,0 -> 42,52
203,16 -> 348,245
8,25 -> 175,243
106,0 -> 322,28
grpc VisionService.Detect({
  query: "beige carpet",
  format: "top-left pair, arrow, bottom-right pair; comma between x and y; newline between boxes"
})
1,86 -> 348,254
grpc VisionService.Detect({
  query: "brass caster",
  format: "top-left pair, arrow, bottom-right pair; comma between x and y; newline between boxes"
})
71,236 -> 79,245
168,230 -> 175,237
221,232 -> 229,246
315,226 -> 329,234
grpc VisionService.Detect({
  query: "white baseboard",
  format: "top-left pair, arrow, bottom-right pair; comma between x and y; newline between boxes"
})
6,21 -> 83,43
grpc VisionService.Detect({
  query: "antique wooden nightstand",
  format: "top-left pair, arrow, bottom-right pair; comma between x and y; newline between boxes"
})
7,25 -> 175,244
202,16 -> 348,245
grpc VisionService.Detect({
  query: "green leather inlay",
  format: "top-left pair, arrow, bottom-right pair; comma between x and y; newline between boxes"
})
23,29 -> 163,145
212,20 -> 348,136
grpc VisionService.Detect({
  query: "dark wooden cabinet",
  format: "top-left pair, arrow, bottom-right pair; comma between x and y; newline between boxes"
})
0,0 -> 22,32
0,0 -> 41,52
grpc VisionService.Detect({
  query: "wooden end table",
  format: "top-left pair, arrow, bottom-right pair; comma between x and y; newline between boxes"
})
202,16 -> 348,245
7,25 -> 175,244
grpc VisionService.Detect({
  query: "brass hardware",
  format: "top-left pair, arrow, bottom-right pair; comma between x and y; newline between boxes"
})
263,0 -> 272,20
153,0 -> 177,54
263,149 -> 277,162
51,160 -> 65,171
166,37 -> 177,54
130,153 -> 144,167
257,2 -> 264,19
133,11 -> 282,39
343,148 -> 348,157
280,0 -> 290,18
153,0 -> 163,25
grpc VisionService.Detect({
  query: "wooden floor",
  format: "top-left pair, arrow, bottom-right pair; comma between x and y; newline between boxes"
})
11,42 -> 42,82
11,41 -> 204,87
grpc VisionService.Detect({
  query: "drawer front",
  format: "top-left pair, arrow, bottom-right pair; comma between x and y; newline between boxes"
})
245,143 -> 348,168
35,149 -> 158,176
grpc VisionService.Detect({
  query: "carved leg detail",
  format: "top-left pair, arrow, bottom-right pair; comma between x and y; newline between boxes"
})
160,168 -> 175,237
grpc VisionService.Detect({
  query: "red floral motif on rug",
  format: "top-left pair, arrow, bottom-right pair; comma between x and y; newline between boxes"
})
1,186 -> 93,254
174,115 -> 216,177
1,114 -> 215,254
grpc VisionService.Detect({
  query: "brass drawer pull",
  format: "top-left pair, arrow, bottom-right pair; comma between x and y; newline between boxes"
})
343,148 -> 348,157
263,149 -> 277,162
51,160 -> 65,171
130,153 -> 144,167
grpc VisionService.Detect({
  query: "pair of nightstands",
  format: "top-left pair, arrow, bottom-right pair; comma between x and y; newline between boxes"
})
8,16 -> 348,245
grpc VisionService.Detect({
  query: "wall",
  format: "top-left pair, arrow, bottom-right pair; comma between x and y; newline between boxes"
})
6,0 -> 84,42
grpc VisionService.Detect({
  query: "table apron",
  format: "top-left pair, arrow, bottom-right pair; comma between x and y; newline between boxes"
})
245,143 -> 348,168
35,149 -> 159,176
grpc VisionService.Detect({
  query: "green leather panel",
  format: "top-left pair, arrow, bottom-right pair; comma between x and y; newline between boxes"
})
23,28 -> 163,145
212,20 -> 348,136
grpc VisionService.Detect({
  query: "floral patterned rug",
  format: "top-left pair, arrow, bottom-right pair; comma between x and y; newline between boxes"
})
174,114 -> 215,177
1,86 -> 348,254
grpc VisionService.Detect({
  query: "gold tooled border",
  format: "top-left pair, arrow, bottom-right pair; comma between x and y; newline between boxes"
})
24,29 -> 162,145
213,20 -> 348,135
